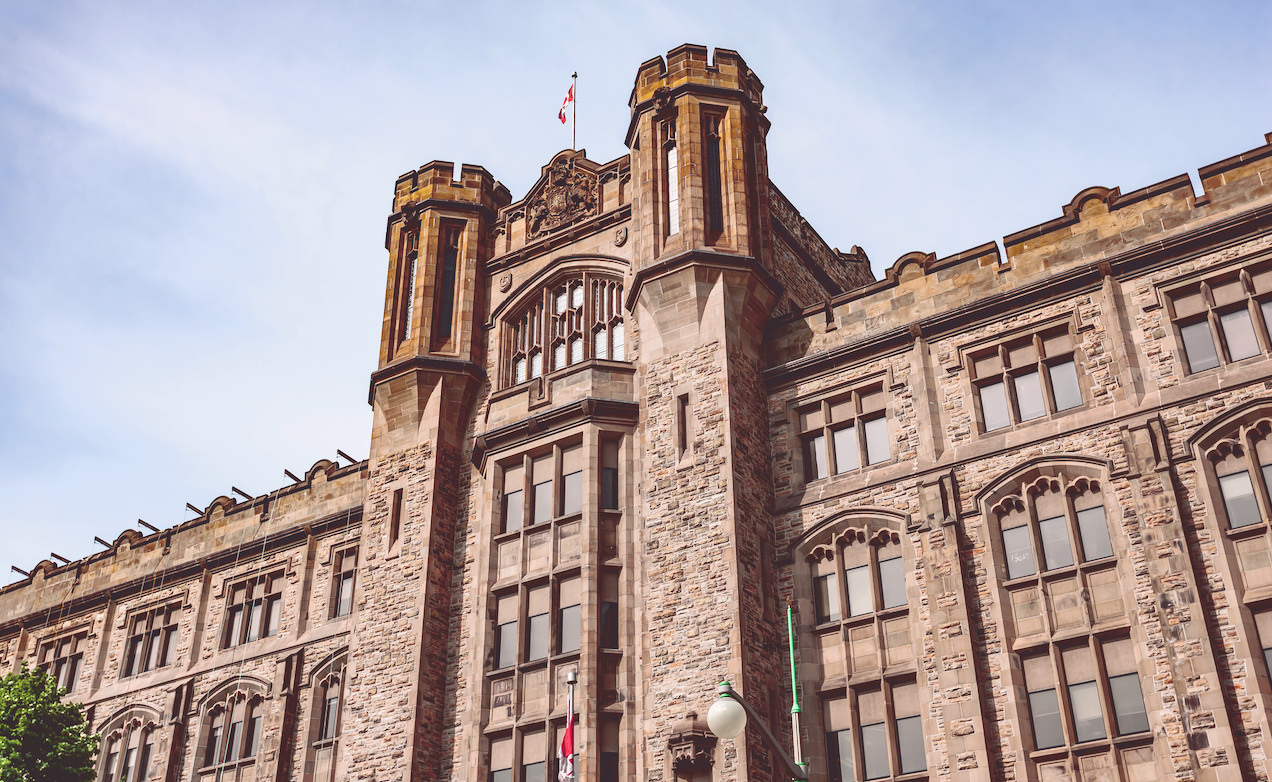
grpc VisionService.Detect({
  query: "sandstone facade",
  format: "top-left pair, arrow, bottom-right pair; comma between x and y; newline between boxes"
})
3,44 -> 1272,782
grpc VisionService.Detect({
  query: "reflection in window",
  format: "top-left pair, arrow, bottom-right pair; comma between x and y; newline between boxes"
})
798,386 -> 891,482
970,325 -> 1084,432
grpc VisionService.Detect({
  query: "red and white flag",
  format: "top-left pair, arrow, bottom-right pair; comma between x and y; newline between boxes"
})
558,84 -> 574,124
558,682 -> 575,781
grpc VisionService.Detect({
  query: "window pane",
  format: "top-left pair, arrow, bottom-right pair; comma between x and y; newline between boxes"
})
496,621 -> 517,668
559,604 -> 581,654
1068,680 -> 1106,742
323,695 -> 340,740
863,417 -> 889,465
600,751 -> 619,782
1219,471 -> 1261,528
503,489 -> 523,533
846,565 -> 872,617
896,715 -> 926,774
1262,300 -> 1272,345
492,770 -> 512,782
223,721 -> 241,762
1028,688 -> 1063,749
805,435 -> 828,481
600,468 -> 618,510
266,595 -> 280,637
205,727 -> 221,766
514,358 -> 527,384
1038,515 -> 1075,571
562,471 -> 582,516
1048,360 -> 1082,411
860,721 -> 889,780
980,382 -> 1010,431
879,557 -> 905,609
530,351 -> 542,378
594,329 -> 608,360
815,573 -> 841,623
1014,371 -> 1046,421
523,761 -> 545,782
246,601 -> 263,642
833,425 -> 859,474
1220,308 -> 1260,361
612,322 -> 625,361
532,480 -> 553,524
246,715 -> 262,756
1076,506 -> 1113,561
528,614 -> 549,661
1180,320 -> 1220,372
1002,526 -> 1036,579
828,728 -> 854,782
1109,673 -> 1149,735
554,342 -> 566,370
570,337 -> 583,364
138,741 -> 152,781
600,600 -> 619,649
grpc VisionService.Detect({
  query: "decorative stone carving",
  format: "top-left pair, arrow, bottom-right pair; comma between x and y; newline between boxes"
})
526,157 -> 597,239
614,226 -> 628,247
668,711 -> 715,776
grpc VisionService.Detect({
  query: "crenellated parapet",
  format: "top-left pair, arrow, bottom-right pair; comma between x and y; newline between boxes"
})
626,44 -> 765,134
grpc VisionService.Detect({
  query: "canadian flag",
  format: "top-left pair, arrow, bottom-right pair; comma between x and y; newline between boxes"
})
558,683 -> 575,781
558,84 -> 574,124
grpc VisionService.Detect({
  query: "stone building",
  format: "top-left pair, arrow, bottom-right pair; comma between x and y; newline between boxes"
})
2,43 -> 1272,782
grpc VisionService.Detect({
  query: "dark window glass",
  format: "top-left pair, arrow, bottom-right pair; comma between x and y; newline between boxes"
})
827,728 -> 854,782
860,721 -> 889,780
532,480 -> 553,524
1028,688 -> 1063,749
223,720 -> 241,762
815,573 -> 841,623
491,770 -> 512,782
205,726 -> 221,766
600,751 -> 619,782
245,715 -> 261,756
705,119 -> 724,239
980,382 -> 1010,431
1262,300 -> 1272,341
1264,646 -> 1272,681
559,604 -> 581,654
1219,471 -> 1261,528
864,417 -> 889,465
1068,680 -> 1105,742
1038,515 -> 1074,571
137,740 -> 153,781
496,621 -> 517,668
265,595 -> 280,637
503,489 -> 523,533
435,228 -> 459,342
805,435 -> 828,480
246,602 -> 263,642
1002,526 -> 1035,579
833,425 -> 859,473
896,715 -> 926,774
600,600 -> 619,649
846,565 -> 872,617
122,748 -> 136,782
1014,371 -> 1046,421
1049,360 -> 1082,411
1109,673 -> 1149,735
1220,309 -> 1260,360
1076,506 -> 1113,561
105,749 -> 119,782
1181,320 -> 1220,372
528,613 -> 549,661
562,471 -> 582,516
125,636 -> 143,677
522,761 -> 545,782
601,469 -> 618,510
879,557 -> 905,610
225,606 -> 244,648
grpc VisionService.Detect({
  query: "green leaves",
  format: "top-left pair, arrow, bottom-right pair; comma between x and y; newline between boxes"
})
0,664 -> 96,782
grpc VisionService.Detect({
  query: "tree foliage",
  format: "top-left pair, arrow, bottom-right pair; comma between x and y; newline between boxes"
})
0,664 -> 97,782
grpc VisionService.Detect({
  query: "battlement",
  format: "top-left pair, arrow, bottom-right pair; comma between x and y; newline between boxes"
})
392,160 -> 511,216
0,457 -> 366,624
628,43 -> 764,114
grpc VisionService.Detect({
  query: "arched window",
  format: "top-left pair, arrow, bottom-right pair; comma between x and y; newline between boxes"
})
984,464 -> 1150,775
98,709 -> 159,782
307,651 -> 348,782
503,272 -> 626,388
196,683 -> 266,782
802,515 -> 926,782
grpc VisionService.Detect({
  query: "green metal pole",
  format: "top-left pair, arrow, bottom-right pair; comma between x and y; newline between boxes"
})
787,601 -> 807,777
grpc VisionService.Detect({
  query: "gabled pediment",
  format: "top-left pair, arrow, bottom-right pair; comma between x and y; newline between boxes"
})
518,149 -> 602,240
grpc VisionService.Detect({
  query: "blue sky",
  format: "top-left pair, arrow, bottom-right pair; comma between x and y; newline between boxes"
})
1,0 -> 1270,581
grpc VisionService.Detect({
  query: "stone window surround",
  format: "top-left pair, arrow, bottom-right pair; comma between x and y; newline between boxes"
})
822,676 -> 926,782
195,684 -> 267,779
306,651 -> 347,782
1161,258 -> 1272,375
988,475 -> 1115,586
98,707 -> 160,782
119,600 -> 180,679
487,719 -> 578,782
500,269 -> 627,390
791,371 -> 896,487
497,438 -> 586,534
956,316 -> 1088,435
219,569 -> 285,650
37,625 -> 91,693
324,544 -> 359,620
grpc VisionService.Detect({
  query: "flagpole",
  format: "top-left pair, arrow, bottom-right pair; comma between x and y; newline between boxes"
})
571,72 -> 578,151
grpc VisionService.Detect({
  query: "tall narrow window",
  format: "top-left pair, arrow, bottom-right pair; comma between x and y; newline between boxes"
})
531,455 -> 553,525
704,112 -> 724,242
599,721 -> 620,782
558,578 -> 581,654
664,121 -> 679,236
496,593 -> 518,669
825,697 -> 854,782
858,689 -> 889,780
389,488 -> 403,550
600,440 -> 619,511
223,573 -> 283,648
561,446 -> 582,517
490,737 -> 513,782
676,394 -> 691,461
522,730 -> 546,782
892,682 -> 926,774
502,464 -> 525,533
527,586 -> 550,662
396,228 -> 418,346
39,632 -> 86,693
331,548 -> 358,619
600,572 -> 620,649
433,222 -> 462,347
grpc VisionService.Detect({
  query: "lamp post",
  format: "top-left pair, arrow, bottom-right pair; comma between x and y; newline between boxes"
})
705,604 -> 809,781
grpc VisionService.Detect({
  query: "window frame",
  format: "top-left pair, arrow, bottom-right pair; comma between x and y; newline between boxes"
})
221,571 -> 284,649
197,691 -> 265,779
796,382 -> 893,484
821,677 -> 927,782
502,271 -> 627,389
1166,269 -> 1272,376
38,629 -> 88,693
966,324 -> 1085,434
121,602 -> 180,678
330,546 -> 359,620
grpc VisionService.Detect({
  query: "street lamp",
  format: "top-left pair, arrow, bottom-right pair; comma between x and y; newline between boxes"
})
705,604 -> 809,781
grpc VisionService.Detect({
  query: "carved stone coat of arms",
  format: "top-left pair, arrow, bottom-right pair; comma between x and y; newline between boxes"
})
526,157 -> 598,239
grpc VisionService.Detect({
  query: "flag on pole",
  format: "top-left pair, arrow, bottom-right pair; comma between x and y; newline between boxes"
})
558,83 -> 574,124
558,681 -> 575,781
